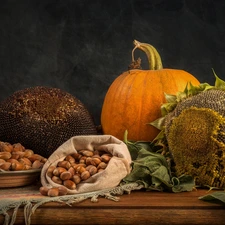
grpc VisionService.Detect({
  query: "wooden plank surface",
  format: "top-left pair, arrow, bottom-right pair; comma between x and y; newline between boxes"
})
0,189 -> 224,225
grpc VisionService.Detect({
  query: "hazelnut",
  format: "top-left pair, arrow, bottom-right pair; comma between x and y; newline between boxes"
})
0,152 -> 11,160
52,176 -> 63,185
47,165 -> 56,178
48,188 -> 59,197
79,156 -> 86,164
101,154 -> 112,163
28,154 -> 43,163
97,162 -> 107,170
23,149 -> 34,158
80,150 -> 94,157
57,160 -> 71,169
60,171 -> 72,181
7,158 -> 19,164
75,165 -> 86,174
24,164 -> 32,170
86,165 -> 97,175
65,155 -> 75,164
11,162 -> 25,171
81,171 -> 91,181
0,142 -> 13,152
68,167 -> 75,176
0,162 -> 11,171
85,157 -> 92,165
98,168 -> 104,173
19,157 -> 32,166
53,167 -> 67,176
71,174 -> 81,184
63,180 -> 76,190
41,157 -> 47,163
39,186 -> 49,196
0,159 -> 6,164
70,153 -> 82,162
32,160 -> 43,169
73,163 -> 86,170
92,154 -> 101,160
90,157 -> 101,166
58,186 -> 68,196
11,151 -> 25,159
13,143 -> 25,152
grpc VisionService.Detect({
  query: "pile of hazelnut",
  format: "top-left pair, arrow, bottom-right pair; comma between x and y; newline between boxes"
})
0,141 -> 47,171
40,149 -> 112,197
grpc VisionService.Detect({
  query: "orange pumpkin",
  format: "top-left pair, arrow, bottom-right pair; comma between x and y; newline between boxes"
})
101,40 -> 200,141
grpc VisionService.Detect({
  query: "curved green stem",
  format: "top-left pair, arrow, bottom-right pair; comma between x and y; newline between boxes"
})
132,40 -> 163,70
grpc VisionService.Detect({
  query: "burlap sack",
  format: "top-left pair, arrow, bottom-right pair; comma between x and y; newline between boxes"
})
41,135 -> 132,194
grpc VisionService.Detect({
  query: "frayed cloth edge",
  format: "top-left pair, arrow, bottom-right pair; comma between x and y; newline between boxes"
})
0,182 -> 143,225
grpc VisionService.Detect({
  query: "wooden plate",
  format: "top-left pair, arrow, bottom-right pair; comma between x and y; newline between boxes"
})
0,169 -> 41,188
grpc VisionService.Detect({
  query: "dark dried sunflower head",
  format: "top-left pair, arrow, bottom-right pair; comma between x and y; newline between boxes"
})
150,73 -> 225,188
0,86 -> 97,158
165,100 -> 225,188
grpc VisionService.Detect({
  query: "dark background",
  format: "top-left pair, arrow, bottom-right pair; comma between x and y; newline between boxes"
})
0,0 -> 224,126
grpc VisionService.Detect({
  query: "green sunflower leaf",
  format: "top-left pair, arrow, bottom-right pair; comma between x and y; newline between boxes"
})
199,191 -> 225,205
213,69 -> 225,90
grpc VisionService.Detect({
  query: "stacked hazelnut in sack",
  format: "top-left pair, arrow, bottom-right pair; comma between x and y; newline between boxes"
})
0,141 -> 47,171
40,149 -> 112,197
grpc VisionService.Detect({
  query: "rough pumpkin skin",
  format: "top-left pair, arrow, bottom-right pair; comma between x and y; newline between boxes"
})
101,40 -> 200,141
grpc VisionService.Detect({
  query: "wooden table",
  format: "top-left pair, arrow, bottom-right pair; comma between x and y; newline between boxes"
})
0,189 -> 224,225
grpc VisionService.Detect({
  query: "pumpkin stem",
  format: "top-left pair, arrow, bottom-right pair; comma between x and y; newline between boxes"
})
128,46 -> 142,70
131,45 -> 138,62
132,40 -> 163,70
